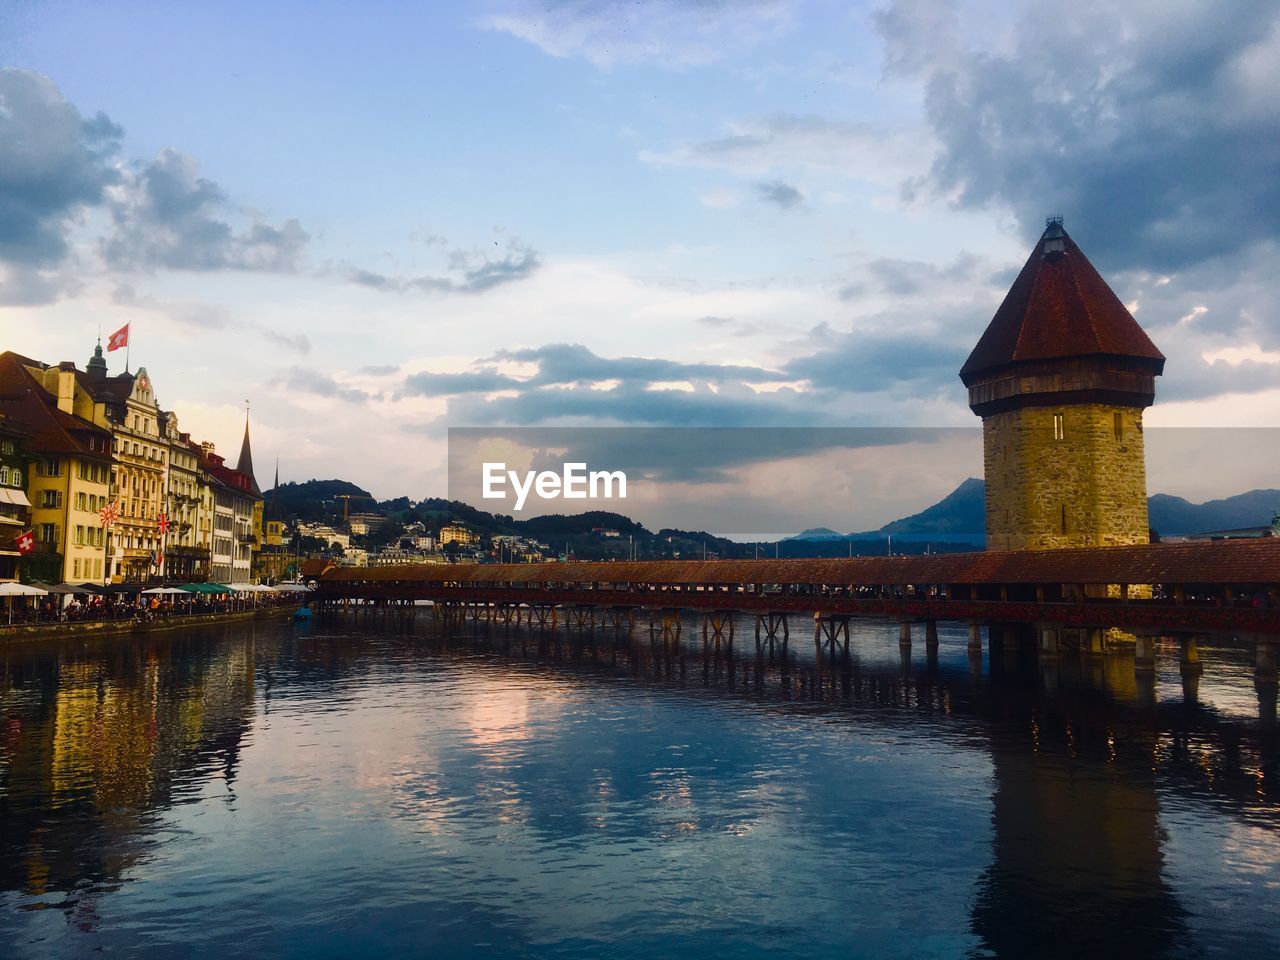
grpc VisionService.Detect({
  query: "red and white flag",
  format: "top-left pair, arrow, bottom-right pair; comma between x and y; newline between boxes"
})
156,512 -> 169,536
99,500 -> 120,529
106,323 -> 129,352
14,530 -> 35,555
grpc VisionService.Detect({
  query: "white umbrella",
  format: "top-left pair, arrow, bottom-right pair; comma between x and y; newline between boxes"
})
1,581 -> 47,625
0,582 -> 47,596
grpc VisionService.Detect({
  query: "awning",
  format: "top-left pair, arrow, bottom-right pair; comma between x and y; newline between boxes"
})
0,488 -> 31,507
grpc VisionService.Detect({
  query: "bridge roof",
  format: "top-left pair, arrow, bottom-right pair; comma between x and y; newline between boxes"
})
323,537 -> 1280,587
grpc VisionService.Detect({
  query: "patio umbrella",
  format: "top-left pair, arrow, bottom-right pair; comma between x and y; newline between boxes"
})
0,582 -> 47,596
0,581 -> 47,624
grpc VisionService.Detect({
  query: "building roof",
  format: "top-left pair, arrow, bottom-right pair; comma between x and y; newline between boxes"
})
319,537 -> 1280,587
236,415 -> 260,495
0,352 -> 113,462
960,220 -> 1165,381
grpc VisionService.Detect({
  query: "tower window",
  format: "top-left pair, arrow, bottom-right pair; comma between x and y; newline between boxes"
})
1061,503 -> 1068,533
1113,411 -> 1124,440
1053,413 -> 1065,440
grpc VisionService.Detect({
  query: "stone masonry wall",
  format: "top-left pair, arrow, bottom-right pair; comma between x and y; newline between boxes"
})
983,404 -> 1150,551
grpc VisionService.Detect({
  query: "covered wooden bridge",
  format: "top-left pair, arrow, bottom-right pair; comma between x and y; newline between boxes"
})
313,538 -> 1280,679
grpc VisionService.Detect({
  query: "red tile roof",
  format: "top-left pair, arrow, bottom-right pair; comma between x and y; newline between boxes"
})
961,224 -> 1165,380
320,537 -> 1280,587
0,353 -> 113,461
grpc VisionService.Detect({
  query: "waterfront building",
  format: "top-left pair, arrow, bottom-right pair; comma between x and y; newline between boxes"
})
0,352 -> 113,584
196,442 -> 260,584
0,414 -> 33,582
255,463 -> 294,582
69,359 -> 174,582
160,414 -> 209,581
961,218 -> 1164,551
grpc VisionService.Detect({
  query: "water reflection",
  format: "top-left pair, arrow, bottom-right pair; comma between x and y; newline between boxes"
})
0,613 -> 1276,958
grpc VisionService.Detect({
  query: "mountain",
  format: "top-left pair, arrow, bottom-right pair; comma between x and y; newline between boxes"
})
785,478 -> 1279,543
1149,489 -> 1280,536
789,527 -> 843,541
877,477 -> 987,539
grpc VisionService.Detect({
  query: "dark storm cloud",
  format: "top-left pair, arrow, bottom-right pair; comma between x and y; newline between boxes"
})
441,380 -> 814,428
875,0 -> 1280,273
449,426 -> 971,488
756,179 -> 804,210
787,329 -> 968,394
104,148 -> 309,272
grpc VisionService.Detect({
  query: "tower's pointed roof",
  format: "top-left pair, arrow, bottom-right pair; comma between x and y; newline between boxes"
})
237,413 -> 260,495
960,219 -> 1165,383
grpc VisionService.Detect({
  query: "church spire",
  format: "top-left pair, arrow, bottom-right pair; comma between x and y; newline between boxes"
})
237,401 -> 260,494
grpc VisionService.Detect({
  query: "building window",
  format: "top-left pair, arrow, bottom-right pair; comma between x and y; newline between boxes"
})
41,490 -> 63,509
0,466 -> 7,486
10,468 -> 20,487
1061,503 -> 1068,534
1113,411 -> 1124,440
42,457 -> 61,476
76,492 -> 86,510
1052,413 -> 1065,440
38,523 -> 57,543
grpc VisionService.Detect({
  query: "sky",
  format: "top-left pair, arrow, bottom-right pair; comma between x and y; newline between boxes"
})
1,0 -> 1278,531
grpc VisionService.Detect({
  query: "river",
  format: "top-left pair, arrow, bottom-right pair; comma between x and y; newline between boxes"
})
1,614 -> 1278,958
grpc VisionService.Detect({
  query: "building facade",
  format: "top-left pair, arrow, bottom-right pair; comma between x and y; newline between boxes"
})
961,219 -> 1165,552
0,353 -> 113,584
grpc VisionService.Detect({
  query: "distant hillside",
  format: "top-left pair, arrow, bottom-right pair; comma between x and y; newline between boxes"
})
1149,489 -> 1280,536
877,477 -> 987,539
784,478 -> 1279,543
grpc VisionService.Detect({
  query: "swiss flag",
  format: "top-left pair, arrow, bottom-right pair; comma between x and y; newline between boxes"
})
15,530 -> 35,555
106,323 -> 129,352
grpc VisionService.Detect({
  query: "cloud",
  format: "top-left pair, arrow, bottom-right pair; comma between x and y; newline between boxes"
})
0,69 -> 123,302
112,283 -> 312,355
403,369 -> 521,396
876,0 -> 1280,273
642,113 -> 927,186
756,179 -> 804,210
273,365 -> 375,404
346,239 -> 541,294
480,0 -> 791,69
103,148 -> 309,272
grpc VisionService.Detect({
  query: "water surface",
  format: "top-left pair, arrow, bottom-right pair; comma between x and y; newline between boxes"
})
1,615 -> 1277,958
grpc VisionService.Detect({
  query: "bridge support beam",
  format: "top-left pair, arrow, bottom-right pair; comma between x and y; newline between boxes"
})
1037,624 -> 1060,662
1256,635 -> 1279,683
702,611 -> 735,653
899,621 -> 912,650
755,612 -> 788,658
814,615 -> 851,666
1134,632 -> 1158,673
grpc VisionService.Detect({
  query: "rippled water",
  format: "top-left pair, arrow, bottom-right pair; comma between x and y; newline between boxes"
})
1,613 -> 1278,958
